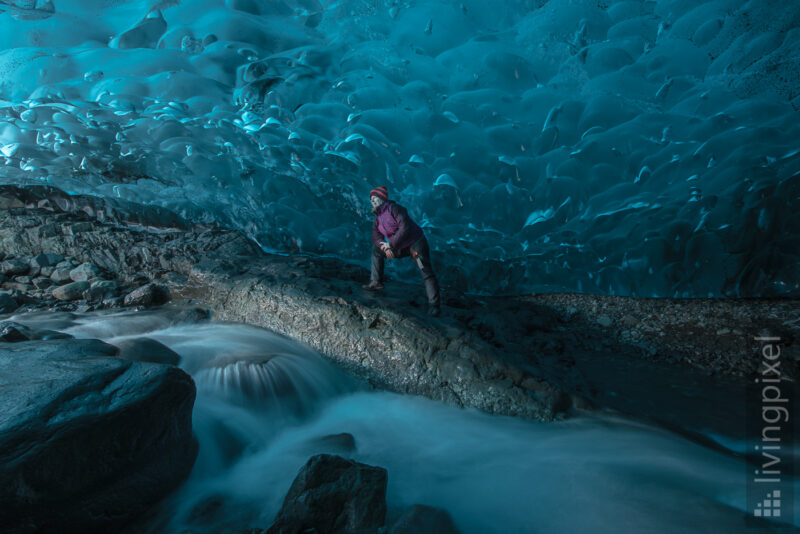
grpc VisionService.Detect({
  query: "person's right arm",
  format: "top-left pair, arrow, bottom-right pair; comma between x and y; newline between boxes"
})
372,217 -> 384,249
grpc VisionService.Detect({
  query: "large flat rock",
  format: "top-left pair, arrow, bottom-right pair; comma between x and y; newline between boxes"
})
0,338 -> 198,533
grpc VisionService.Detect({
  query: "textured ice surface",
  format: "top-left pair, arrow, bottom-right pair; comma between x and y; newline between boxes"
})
0,0 -> 798,297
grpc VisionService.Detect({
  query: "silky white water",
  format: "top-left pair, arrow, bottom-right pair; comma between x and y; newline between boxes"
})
10,307 -> 790,533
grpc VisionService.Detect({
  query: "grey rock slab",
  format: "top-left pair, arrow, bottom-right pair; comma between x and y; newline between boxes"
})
0,339 -> 197,533
52,281 -> 90,301
267,454 -> 387,534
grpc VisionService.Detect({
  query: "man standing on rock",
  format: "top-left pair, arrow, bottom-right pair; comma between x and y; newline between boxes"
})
362,186 -> 441,316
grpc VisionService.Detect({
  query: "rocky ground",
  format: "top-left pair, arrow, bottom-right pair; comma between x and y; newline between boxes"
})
1,184 -> 799,437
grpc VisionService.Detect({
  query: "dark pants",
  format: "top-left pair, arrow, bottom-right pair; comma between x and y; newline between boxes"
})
371,236 -> 440,307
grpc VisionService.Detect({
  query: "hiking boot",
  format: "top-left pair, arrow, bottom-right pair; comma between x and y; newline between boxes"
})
362,281 -> 384,291
427,306 -> 441,317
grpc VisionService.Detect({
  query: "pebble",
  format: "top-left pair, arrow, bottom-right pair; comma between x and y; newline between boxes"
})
596,314 -> 613,327
70,262 -> 101,282
50,268 -> 73,284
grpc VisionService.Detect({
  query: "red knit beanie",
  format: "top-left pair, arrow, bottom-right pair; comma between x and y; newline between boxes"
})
370,185 -> 389,201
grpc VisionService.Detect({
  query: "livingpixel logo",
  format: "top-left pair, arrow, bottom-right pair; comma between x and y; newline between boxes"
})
747,335 -> 794,527
753,490 -> 781,518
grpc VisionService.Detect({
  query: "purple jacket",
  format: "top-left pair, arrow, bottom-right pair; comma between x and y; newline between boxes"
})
372,200 -> 423,251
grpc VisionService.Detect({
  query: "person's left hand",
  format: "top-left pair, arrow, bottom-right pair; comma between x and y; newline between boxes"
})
385,247 -> 395,259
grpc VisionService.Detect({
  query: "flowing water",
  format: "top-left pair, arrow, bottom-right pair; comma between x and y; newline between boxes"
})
8,307 -> 795,533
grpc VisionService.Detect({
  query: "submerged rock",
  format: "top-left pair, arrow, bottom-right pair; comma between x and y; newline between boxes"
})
302,433 -> 357,455
113,337 -> 181,365
389,504 -> 460,534
267,454 -> 387,534
0,338 -> 198,533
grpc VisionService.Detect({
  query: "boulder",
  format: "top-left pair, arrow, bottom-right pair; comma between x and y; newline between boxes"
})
389,505 -> 460,534
69,262 -> 101,282
1,258 -> 28,276
0,339 -> 198,533
0,292 -> 18,313
113,337 -> 181,365
124,283 -> 170,307
267,454 -> 387,534
52,281 -> 90,301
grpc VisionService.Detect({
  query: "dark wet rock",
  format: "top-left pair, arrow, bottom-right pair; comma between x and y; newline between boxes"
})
32,277 -> 54,290
388,505 -> 460,534
30,253 -> 63,270
50,268 -> 73,284
0,273 -> 5,284
124,283 -> 170,307
113,337 -> 181,365
69,262 -> 101,282
1,258 -> 29,276
267,454 -> 387,534
0,321 -> 70,342
102,296 -> 125,309
84,280 -> 119,301
0,322 -> 33,342
168,306 -> 212,324
0,338 -> 198,533
52,280 -> 90,301
0,292 -> 18,313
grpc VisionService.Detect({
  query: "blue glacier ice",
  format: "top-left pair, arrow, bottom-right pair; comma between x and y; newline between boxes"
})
0,0 -> 798,297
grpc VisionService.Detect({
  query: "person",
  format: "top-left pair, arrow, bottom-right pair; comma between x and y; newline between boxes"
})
362,185 -> 441,316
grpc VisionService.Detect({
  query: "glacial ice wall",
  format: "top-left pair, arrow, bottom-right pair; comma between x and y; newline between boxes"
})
0,0 -> 798,297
